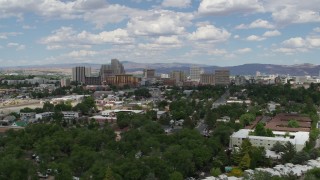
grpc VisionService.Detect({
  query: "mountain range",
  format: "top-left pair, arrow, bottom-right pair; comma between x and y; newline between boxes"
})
1,62 -> 320,76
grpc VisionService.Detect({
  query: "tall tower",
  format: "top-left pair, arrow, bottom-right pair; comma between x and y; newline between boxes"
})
85,67 -> 92,77
100,59 -> 125,83
190,65 -> 201,82
111,59 -> 125,75
72,67 -> 88,84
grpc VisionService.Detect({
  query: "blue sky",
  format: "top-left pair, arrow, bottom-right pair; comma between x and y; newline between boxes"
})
0,0 -> 320,67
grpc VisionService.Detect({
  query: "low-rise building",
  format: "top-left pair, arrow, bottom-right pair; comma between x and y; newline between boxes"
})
230,129 -> 309,152
62,111 -> 79,119
20,112 -> 36,121
35,112 -> 54,120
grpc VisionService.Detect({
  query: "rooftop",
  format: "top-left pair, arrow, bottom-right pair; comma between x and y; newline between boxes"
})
231,129 -> 310,145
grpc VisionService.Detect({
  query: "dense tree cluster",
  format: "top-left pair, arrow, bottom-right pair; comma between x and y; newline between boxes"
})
0,120 -> 230,179
133,88 -> 151,100
231,140 -> 270,171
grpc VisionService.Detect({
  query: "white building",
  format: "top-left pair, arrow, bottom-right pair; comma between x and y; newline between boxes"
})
35,112 -> 54,120
230,129 -> 309,152
190,66 -> 201,82
62,111 -> 79,119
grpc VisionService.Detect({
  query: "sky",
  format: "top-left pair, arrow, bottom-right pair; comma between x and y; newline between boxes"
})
0,0 -> 320,67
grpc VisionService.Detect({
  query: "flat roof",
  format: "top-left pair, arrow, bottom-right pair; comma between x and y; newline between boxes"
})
231,129 -> 309,145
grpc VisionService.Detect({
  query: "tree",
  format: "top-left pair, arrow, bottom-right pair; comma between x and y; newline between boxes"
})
134,88 -> 151,100
205,111 -> 219,129
210,167 -> 221,177
157,100 -> 168,110
249,147 -> 268,169
291,151 -> 310,164
281,142 -> 296,163
169,171 -> 183,180
271,142 -> 285,153
240,113 -> 255,126
239,153 -> 251,170
305,168 -> 320,180
104,167 -> 115,180
54,102 -> 72,112
288,120 -> 299,128
254,123 -> 274,137
243,170 -> 273,180
164,145 -> 195,176
43,101 -> 54,112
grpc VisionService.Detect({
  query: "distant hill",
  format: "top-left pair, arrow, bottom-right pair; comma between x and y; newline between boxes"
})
1,62 -> 320,76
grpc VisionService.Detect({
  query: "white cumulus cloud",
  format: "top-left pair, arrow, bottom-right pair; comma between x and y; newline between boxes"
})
127,10 -> 193,36
198,0 -> 264,15
162,0 -> 191,8
263,30 -> 281,37
189,24 -> 231,43
236,19 -> 274,29
246,35 -> 266,41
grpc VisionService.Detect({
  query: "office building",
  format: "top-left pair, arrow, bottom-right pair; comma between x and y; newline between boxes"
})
111,59 -> 125,75
200,73 -> 215,85
100,59 -> 125,83
72,66 -> 91,84
190,66 -> 201,82
143,69 -> 156,78
215,69 -> 230,85
85,67 -> 92,77
85,76 -> 101,85
170,71 -> 186,85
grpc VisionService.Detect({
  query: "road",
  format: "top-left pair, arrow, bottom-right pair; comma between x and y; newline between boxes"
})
0,102 -> 42,114
214,89 -> 230,104
195,89 -> 230,134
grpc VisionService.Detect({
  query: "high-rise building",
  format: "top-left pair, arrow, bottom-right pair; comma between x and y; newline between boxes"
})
200,74 -> 215,85
72,66 -> 91,84
85,67 -> 92,77
143,69 -> 155,78
111,59 -> 125,75
170,71 -> 186,85
215,69 -> 230,85
100,59 -> 125,83
190,66 -> 201,82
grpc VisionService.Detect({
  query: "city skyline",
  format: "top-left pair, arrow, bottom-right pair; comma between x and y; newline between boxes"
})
0,0 -> 320,67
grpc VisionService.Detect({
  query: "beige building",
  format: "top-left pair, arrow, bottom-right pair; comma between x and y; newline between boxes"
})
200,73 -> 215,85
215,69 -> 230,85
170,71 -> 186,85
